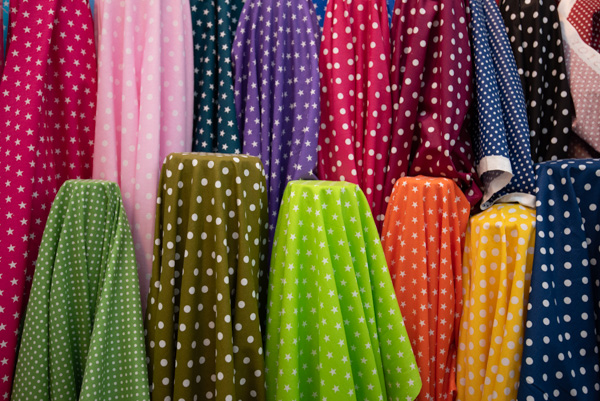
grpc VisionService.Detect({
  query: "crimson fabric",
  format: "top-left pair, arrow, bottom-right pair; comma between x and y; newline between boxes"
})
0,0 -> 96,397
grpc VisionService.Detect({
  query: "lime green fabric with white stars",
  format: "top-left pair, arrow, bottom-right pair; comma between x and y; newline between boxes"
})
265,180 -> 422,401
12,180 -> 150,401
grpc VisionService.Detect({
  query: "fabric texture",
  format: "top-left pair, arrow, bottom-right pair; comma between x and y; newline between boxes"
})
0,0 -> 96,396
317,0 -> 392,230
232,0 -> 320,241
12,180 -> 150,401
190,0 -> 243,153
470,0 -> 537,209
457,204 -> 536,401
92,0 -> 194,307
146,153 -> 269,401
266,180 -> 422,401
518,159 -> 600,401
312,0 -> 394,27
381,177 -> 470,401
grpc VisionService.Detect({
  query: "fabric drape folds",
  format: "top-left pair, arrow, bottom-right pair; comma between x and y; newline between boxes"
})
266,180 -> 422,401
145,153 -> 269,401
92,0 -> 194,306
381,177 -> 471,401
0,0 -> 96,395
12,180 -> 150,401
457,204 -> 536,401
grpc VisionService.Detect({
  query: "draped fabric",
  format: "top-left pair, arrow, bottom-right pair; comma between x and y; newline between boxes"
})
381,177 -> 471,401
499,0 -> 574,162
266,180 -> 422,401
457,204 -> 536,401
12,180 -> 150,401
92,0 -> 194,307
0,0 -> 96,396
518,160 -> 600,401
311,0 -> 395,27
317,0 -> 392,230
190,0 -> 243,153
232,0 -> 320,240
146,153 -> 268,401
469,0 -> 536,209
385,0 -> 482,213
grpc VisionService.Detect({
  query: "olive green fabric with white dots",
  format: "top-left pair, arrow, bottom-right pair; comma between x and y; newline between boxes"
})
145,153 -> 269,401
12,180 -> 150,401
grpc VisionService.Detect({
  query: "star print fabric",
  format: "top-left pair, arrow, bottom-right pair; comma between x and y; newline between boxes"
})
385,0 -> 483,214
0,0 -> 96,396
92,0 -> 194,308
457,204 -> 536,401
12,180 -> 150,401
191,0 -> 243,153
469,0 -> 537,209
317,0 -> 392,232
266,180 -> 422,401
381,177 -> 471,401
518,160 -> 600,401
145,153 -> 269,401
232,0 -> 320,241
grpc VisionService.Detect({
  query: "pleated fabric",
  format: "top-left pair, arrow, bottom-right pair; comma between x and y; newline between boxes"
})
146,153 -> 269,401
0,0 -> 96,396
266,180 -> 422,401
232,0 -> 320,240
190,0 -> 243,153
12,180 -> 150,401
317,0 -> 392,230
457,204 -> 536,401
518,160 -> 600,401
385,0 -> 482,212
92,0 -> 194,306
381,177 -> 470,401
470,0 -> 537,209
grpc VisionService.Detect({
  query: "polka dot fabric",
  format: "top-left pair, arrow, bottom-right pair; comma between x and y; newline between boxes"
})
499,0 -> 574,162
93,0 -> 194,308
568,0 -> 600,49
12,180 -> 150,401
266,180 -> 422,401
145,153 -> 268,401
469,0 -> 536,209
457,204 -> 536,401
317,0 -> 392,231
385,0 -> 483,213
311,0 -> 394,27
381,177 -> 471,401
518,160 -> 600,401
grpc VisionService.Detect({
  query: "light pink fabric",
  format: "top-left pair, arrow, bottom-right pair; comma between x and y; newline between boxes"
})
93,0 -> 194,308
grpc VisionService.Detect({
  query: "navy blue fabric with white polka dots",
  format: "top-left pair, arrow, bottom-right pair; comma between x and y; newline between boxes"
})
518,159 -> 600,401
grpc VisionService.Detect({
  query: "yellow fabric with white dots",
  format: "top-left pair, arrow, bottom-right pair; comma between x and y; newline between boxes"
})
457,204 -> 536,401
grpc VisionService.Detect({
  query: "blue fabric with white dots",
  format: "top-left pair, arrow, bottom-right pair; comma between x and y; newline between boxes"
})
469,0 -> 536,209
518,159 -> 600,401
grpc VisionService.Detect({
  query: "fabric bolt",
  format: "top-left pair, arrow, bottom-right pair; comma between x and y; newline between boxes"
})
317,0 -> 392,230
469,0 -> 537,209
385,0 -> 482,213
266,180 -> 422,401
311,0 -> 394,27
381,177 -> 471,401
518,159 -> 600,401
190,0 -> 243,153
93,0 -> 194,307
232,0 -> 320,241
457,204 -> 536,401
0,0 -> 96,396
146,153 -> 269,401
12,180 -> 150,401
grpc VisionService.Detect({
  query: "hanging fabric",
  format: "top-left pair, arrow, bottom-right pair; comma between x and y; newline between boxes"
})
12,180 -> 150,401
190,0 -> 243,153
0,0 -> 97,396
311,0 -> 395,27
317,0 -> 392,230
232,0 -> 320,241
468,0 -> 536,209
92,0 -> 194,307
